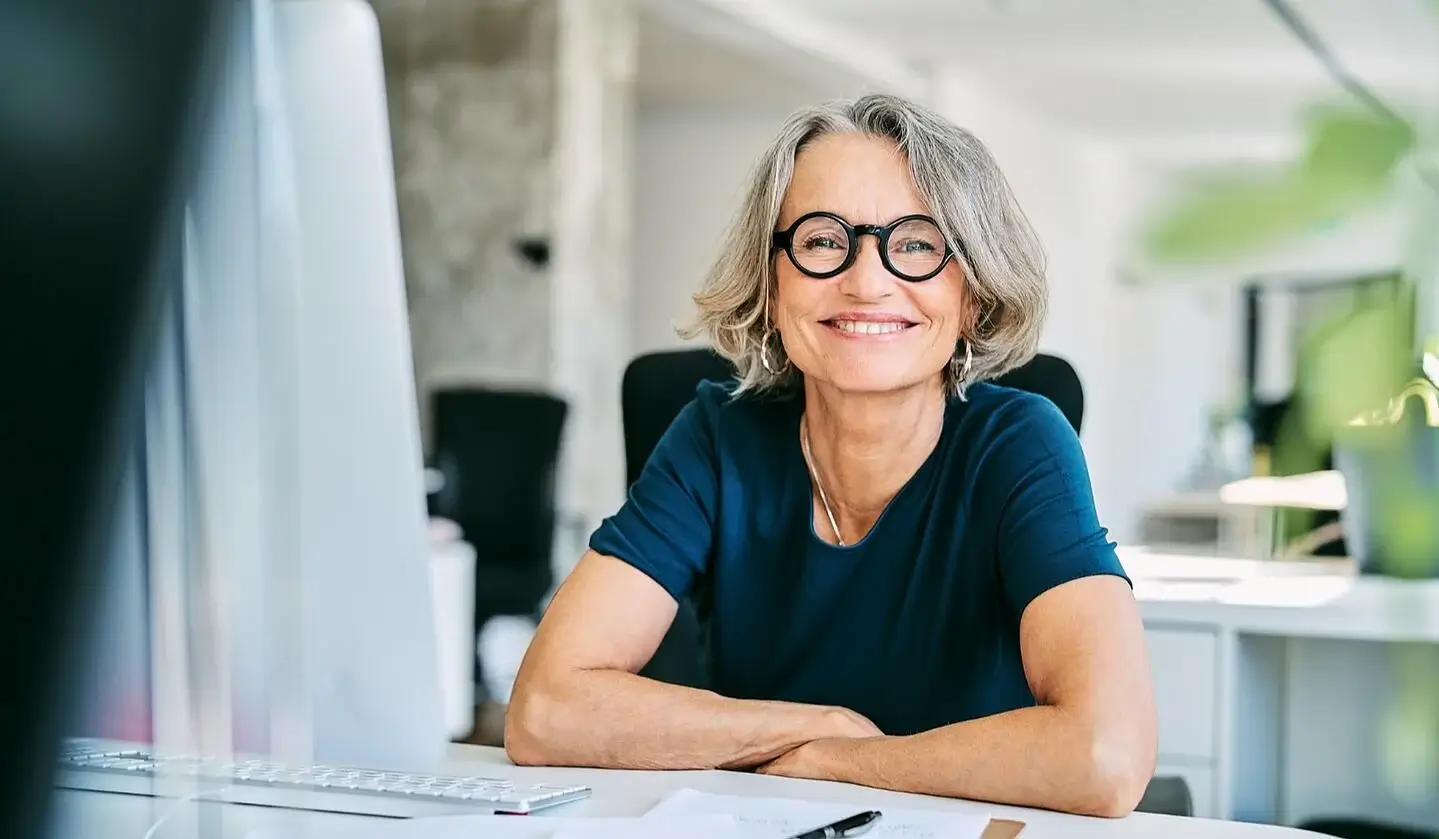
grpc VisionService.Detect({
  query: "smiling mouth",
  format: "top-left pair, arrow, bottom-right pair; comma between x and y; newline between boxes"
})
822,319 -> 917,336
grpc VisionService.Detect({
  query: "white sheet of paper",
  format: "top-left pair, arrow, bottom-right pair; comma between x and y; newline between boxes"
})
243,814 -> 735,839
550,814 -> 743,839
643,788 -> 992,839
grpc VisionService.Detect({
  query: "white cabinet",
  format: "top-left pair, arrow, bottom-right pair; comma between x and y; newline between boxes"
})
1146,626 -> 1219,761
1145,625 -> 1224,819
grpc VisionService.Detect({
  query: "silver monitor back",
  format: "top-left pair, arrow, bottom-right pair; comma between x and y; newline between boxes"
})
76,0 -> 446,773
266,0 -> 446,769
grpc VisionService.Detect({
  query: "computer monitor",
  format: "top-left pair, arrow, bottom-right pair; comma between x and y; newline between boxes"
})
73,0 -> 448,772
0,0 -> 225,835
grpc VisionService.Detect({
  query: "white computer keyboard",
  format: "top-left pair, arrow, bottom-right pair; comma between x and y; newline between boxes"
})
56,740 -> 591,817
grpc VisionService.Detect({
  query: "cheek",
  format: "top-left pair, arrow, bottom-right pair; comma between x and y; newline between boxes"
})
921,271 -> 971,336
773,267 -> 820,328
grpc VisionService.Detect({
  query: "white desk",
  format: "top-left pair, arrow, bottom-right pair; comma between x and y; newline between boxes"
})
49,744 -> 1319,838
1129,549 -> 1439,830
1138,492 -> 1270,557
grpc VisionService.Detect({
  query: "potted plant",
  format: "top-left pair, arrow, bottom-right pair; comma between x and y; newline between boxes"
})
1135,10 -> 1439,815
1139,100 -> 1439,577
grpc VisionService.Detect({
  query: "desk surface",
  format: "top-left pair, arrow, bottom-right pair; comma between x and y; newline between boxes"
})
1125,549 -> 1439,642
51,744 -> 1321,838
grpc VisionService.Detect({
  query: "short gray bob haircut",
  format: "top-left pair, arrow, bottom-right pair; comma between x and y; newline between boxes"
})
680,93 -> 1047,397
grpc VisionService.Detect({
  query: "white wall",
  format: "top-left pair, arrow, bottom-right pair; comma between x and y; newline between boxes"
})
938,72 -> 1250,543
939,67 -> 1425,545
632,103 -> 798,354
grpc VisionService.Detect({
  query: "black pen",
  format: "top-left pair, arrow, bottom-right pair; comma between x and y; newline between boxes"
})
785,810 -> 882,839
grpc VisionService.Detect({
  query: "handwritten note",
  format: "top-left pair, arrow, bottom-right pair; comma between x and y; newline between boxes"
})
643,789 -> 991,839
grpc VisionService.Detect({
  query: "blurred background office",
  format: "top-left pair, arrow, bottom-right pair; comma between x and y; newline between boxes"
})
65,0 -> 1439,836
370,0 -> 1439,713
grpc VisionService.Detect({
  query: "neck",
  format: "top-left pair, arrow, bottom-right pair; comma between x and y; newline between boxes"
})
802,378 -> 947,529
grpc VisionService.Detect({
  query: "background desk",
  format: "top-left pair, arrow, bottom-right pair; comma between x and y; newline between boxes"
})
1130,550 -> 1439,830
50,744 -> 1320,838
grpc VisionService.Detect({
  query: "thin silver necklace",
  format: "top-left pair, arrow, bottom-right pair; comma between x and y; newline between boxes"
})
800,415 -> 846,547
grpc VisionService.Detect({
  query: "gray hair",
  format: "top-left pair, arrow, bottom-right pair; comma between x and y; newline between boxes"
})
679,93 -> 1047,397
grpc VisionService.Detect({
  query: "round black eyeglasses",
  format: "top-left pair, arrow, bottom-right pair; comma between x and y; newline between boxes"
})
771,211 -> 958,282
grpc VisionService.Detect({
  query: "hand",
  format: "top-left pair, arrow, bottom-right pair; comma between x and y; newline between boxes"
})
755,737 -> 853,781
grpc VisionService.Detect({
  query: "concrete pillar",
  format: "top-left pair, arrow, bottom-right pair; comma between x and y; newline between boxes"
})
374,0 -> 635,567
551,0 -> 637,563
375,0 -> 559,443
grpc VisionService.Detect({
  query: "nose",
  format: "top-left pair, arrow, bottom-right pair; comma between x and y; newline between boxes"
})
836,234 -> 895,300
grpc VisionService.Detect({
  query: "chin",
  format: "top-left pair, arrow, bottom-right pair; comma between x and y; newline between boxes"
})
814,368 -> 934,395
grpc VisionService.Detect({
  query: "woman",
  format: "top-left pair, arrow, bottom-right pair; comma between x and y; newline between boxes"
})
506,93 -> 1156,818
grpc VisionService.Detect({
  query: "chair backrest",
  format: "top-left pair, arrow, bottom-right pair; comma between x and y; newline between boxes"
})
621,348 -> 737,487
993,352 -> 1084,434
620,350 -> 1084,482
1137,776 -> 1194,817
616,348 -> 1083,688
429,388 -> 568,577
619,348 -> 735,688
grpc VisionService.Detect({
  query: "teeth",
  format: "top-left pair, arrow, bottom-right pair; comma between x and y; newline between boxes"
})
831,320 -> 909,335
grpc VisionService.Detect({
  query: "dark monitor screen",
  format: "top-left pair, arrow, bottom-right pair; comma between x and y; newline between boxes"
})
0,0 -> 222,836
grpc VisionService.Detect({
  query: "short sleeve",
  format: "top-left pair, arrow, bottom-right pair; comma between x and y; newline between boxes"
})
985,393 -> 1129,615
587,384 -> 721,601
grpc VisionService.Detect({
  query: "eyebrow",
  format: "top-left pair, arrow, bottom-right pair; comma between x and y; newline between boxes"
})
776,210 -> 934,228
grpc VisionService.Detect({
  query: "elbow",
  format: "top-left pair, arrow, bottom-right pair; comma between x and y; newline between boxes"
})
503,679 -> 563,767
1079,763 -> 1151,819
1075,724 -> 1157,818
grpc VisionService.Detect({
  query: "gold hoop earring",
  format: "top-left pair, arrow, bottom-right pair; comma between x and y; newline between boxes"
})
760,330 -> 788,375
952,340 -> 973,385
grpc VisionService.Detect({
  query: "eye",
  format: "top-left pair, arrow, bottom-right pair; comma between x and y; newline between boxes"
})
889,218 -> 946,258
801,234 -> 845,251
791,216 -> 849,254
893,237 -> 937,254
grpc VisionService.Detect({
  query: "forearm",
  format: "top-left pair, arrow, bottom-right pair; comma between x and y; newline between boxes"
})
506,668 -> 837,771
822,706 -> 1153,817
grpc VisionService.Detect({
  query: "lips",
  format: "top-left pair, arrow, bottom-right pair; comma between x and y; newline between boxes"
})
820,316 -> 919,336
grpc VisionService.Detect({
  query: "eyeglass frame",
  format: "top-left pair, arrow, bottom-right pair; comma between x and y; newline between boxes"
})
770,211 -> 962,282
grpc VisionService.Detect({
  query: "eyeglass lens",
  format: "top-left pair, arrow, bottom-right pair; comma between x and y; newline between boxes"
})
790,215 -> 948,280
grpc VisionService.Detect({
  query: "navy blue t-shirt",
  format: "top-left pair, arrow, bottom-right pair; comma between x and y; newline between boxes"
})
589,380 -> 1127,737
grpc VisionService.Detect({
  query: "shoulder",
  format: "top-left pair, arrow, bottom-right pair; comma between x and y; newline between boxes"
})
941,382 -> 1089,493
688,378 -> 799,439
662,378 -> 741,440
648,379 -> 796,479
954,381 -> 1079,453
955,386 -> 1123,611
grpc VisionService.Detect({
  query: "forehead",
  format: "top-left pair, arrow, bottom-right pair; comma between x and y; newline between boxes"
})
779,132 -> 932,227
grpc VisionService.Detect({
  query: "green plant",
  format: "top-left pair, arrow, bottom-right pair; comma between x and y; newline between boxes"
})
1137,5 -> 1439,804
1143,106 -> 1416,264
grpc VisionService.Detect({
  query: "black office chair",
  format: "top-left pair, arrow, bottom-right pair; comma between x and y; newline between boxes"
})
429,387 -> 568,695
621,348 -> 738,488
617,348 -> 1089,691
993,351 -> 1084,434
621,348 -> 736,690
616,348 -> 1192,814
620,348 -> 1084,488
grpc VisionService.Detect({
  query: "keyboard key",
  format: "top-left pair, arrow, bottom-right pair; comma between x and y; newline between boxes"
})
57,741 -> 590,814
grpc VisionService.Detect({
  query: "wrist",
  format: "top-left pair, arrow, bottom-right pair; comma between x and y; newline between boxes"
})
739,701 -> 849,762
803,737 -> 863,782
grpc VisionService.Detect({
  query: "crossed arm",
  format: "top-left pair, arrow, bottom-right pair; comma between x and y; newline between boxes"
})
506,552 -> 1157,818
754,572 -> 1157,817
506,552 -> 884,771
